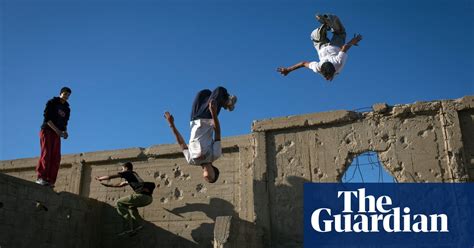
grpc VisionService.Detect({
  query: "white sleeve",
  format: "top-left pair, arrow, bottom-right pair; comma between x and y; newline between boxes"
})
212,141 -> 222,161
308,62 -> 321,73
182,149 -> 192,164
335,51 -> 348,65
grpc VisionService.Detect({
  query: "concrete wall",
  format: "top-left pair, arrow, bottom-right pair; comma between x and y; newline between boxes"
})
0,172 -> 103,248
0,135 -> 260,248
251,95 -> 474,247
0,171 -> 218,248
1,95 -> 473,247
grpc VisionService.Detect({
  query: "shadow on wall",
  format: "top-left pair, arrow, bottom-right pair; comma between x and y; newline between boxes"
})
98,199 -> 199,248
0,173 -> 199,248
458,109 -> 474,182
258,154 -> 396,247
0,172 -> 103,248
165,198 -> 262,247
254,174 -> 310,248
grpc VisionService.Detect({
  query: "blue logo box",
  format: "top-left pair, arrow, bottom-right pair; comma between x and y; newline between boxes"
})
304,183 -> 474,247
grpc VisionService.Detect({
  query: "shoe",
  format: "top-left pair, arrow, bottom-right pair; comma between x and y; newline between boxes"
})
316,14 -> 335,32
36,178 -> 49,186
225,95 -> 237,111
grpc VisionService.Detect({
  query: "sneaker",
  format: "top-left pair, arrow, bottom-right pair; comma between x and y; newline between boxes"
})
226,95 -> 237,111
36,178 -> 49,186
316,14 -> 335,32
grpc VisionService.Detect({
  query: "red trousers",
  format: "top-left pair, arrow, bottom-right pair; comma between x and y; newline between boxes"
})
36,128 -> 61,184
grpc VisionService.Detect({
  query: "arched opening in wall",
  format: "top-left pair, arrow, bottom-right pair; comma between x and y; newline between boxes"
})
341,151 -> 397,183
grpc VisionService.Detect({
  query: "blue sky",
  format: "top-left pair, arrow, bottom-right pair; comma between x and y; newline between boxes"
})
342,152 -> 397,183
1,0 -> 473,163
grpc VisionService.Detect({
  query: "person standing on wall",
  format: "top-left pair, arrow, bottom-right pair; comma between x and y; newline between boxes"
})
36,87 -> 71,187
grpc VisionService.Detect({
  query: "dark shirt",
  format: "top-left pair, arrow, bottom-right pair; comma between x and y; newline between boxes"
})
118,170 -> 155,196
191,86 -> 229,120
41,97 -> 70,131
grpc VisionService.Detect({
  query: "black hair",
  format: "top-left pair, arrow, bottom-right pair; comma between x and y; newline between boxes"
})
60,87 -> 72,94
320,62 -> 336,78
208,165 -> 220,183
122,162 -> 133,171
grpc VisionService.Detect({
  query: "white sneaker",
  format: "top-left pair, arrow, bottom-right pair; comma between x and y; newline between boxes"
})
35,178 -> 49,186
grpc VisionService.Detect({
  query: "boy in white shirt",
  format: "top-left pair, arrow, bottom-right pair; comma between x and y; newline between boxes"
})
277,13 -> 362,81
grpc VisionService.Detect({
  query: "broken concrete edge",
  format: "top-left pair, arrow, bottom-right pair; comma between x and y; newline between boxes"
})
0,148 -> 145,171
372,103 -> 389,113
252,110 -> 361,132
391,96 -> 473,117
214,216 -> 232,243
454,95 -> 474,111
251,95 -> 473,132
0,172 -> 105,204
405,95 -> 474,114
0,134 -> 254,171
389,101 -> 441,118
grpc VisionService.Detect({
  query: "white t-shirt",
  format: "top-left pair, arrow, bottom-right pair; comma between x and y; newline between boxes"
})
309,45 -> 348,77
183,119 -> 222,165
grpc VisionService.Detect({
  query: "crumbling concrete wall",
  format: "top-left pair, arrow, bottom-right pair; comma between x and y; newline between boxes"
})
0,135 -> 260,248
0,95 -> 472,248
251,95 -> 474,247
458,107 -> 474,179
0,172 -> 103,248
0,172 -> 214,248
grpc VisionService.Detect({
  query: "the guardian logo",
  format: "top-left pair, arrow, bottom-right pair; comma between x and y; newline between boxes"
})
311,188 -> 449,233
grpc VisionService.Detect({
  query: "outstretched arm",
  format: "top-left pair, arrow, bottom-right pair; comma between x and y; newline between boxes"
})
209,100 -> 221,141
94,174 -> 126,187
341,34 -> 363,53
95,174 -> 121,181
100,181 -> 128,188
277,61 -> 311,76
164,112 -> 188,150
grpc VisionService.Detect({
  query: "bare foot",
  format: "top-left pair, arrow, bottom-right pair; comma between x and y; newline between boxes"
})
277,67 -> 290,76
315,14 -> 328,24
